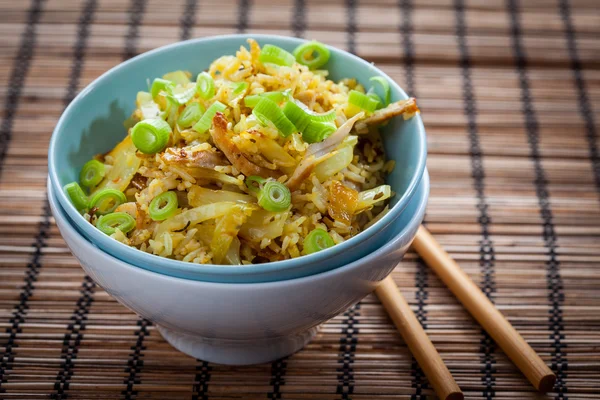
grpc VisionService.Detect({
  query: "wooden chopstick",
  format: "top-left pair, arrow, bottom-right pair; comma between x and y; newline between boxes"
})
412,226 -> 557,393
375,276 -> 464,400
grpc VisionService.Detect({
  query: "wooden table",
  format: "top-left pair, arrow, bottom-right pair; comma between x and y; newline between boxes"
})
0,0 -> 598,398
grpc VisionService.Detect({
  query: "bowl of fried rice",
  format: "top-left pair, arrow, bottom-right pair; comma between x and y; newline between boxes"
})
48,34 -> 427,283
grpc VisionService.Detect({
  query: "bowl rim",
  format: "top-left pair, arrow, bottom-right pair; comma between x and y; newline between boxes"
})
49,171 -> 430,287
48,33 -> 427,279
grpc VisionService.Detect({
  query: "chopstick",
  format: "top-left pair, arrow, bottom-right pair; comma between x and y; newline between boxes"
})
375,277 -> 464,400
412,226 -> 557,393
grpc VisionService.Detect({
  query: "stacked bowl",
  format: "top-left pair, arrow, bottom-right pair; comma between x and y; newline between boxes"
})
48,35 -> 429,365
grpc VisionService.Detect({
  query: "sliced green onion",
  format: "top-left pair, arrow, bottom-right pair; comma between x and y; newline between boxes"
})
244,91 -> 289,108
177,102 -> 205,128
230,82 -> 248,96
303,121 -> 336,144
282,100 -> 312,132
96,212 -> 136,236
259,44 -> 295,67
148,191 -> 178,221
196,72 -> 215,99
151,78 -> 174,99
64,182 -> 89,212
89,188 -> 126,216
367,91 -> 383,110
79,160 -> 105,189
131,118 -> 172,154
192,101 -> 227,134
253,98 -> 296,137
307,109 -> 337,123
245,176 -> 266,195
348,90 -> 379,113
303,228 -> 335,254
259,180 -> 291,212
369,76 -> 391,106
293,41 -> 331,70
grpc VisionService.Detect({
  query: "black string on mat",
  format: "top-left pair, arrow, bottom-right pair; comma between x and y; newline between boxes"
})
180,0 -> 199,41
292,0 -> 306,39
336,304 -> 360,399
0,0 -> 46,391
558,0 -> 600,199
237,0 -> 251,34
455,1 -> 498,398
345,0 -> 357,55
399,0 -> 415,97
267,357 -> 288,400
192,360 -> 212,400
507,0 -> 568,397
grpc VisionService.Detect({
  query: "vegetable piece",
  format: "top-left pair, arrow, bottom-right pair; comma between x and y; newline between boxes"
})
348,90 -> 379,114
293,41 -> 331,70
253,97 -> 296,137
367,91 -> 383,109
314,144 -> 354,181
80,160 -> 105,189
162,70 -> 191,85
155,201 -> 255,238
259,44 -> 295,67
244,91 -> 289,108
369,76 -> 391,106
246,176 -> 291,212
356,185 -> 392,211
96,212 -> 136,235
89,188 -> 127,215
151,78 -> 174,99
169,83 -> 196,105
64,182 -> 89,212
302,121 -> 336,143
239,209 -> 289,241
94,136 -> 141,193
303,228 -> 335,255
282,100 -> 311,132
131,118 -> 172,154
225,237 -> 242,265
177,102 -> 205,128
211,208 -> 250,264
196,72 -> 215,99
188,186 -> 255,207
192,101 -> 227,134
230,81 -> 248,96
137,91 -> 161,120
149,191 -> 179,221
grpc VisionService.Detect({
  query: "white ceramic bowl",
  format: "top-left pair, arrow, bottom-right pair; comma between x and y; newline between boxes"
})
48,171 -> 428,365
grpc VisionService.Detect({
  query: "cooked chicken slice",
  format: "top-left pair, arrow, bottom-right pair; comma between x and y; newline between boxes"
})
161,147 -> 229,169
211,112 -> 281,179
354,97 -> 420,133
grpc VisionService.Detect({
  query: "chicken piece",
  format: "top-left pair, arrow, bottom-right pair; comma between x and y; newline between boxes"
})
161,147 -> 229,169
354,98 -> 420,133
211,112 -> 281,179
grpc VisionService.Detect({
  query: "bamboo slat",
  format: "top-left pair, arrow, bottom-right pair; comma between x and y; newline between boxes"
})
0,0 -> 599,398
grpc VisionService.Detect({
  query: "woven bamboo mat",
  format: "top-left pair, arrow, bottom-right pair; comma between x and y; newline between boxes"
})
0,0 -> 599,398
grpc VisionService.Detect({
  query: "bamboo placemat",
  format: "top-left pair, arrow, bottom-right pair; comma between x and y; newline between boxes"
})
0,0 -> 599,398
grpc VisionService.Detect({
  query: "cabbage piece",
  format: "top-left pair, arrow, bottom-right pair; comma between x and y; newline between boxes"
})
188,185 -> 255,207
94,135 -> 141,193
186,167 -> 245,188
155,202 -> 257,238
356,185 -> 392,211
314,145 -> 354,182
137,91 -> 162,120
253,134 -> 297,174
225,237 -> 242,265
239,209 -> 289,241
211,210 -> 250,264
162,70 -> 191,85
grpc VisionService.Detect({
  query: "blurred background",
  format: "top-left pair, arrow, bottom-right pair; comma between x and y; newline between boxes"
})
0,0 -> 599,398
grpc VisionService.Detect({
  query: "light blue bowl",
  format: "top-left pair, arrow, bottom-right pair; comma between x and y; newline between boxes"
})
48,34 -> 427,283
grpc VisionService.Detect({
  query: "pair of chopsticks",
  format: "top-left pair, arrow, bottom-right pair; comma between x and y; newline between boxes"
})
375,226 -> 556,400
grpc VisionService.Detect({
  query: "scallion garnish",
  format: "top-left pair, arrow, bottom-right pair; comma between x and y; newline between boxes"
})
253,97 -> 296,137
244,91 -> 290,108
259,44 -> 295,67
64,182 -> 89,212
245,176 -> 291,212
192,101 -> 227,134
302,121 -> 336,144
177,102 -> 205,128
282,100 -> 312,132
79,160 -> 105,189
369,76 -> 391,106
293,41 -> 331,70
148,191 -> 178,221
196,72 -> 215,99
151,78 -> 174,99
131,118 -> 172,154
230,81 -> 249,96
96,212 -> 136,235
88,188 -> 127,216
348,90 -> 379,113
303,228 -> 335,255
